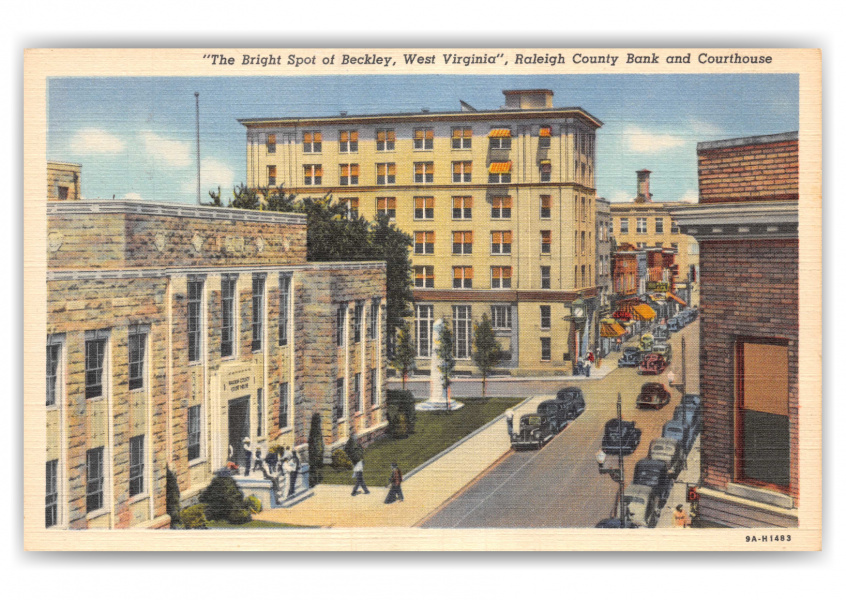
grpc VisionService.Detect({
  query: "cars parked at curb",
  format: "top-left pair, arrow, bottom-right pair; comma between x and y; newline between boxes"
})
637,353 -> 668,375
555,387 -> 586,419
636,382 -> 672,409
511,413 -> 556,450
653,325 -> 669,342
652,342 -> 672,364
648,437 -> 684,478
667,316 -> 681,332
662,419 -> 694,455
632,459 -> 674,508
601,418 -> 642,455
673,404 -> 701,437
617,347 -> 642,368
536,399 -> 570,432
623,484 -> 661,528
680,393 -> 701,415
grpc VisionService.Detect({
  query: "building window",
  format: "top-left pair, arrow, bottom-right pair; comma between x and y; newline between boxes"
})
452,196 -> 472,220
251,275 -> 265,352
370,368 -> 379,407
188,405 -> 201,461
46,341 -> 60,407
539,160 -> 552,182
376,129 -> 395,152
452,161 -> 472,183
671,220 -> 680,234
655,218 -> 664,234
353,373 -> 362,414
671,242 -> 679,251
221,275 -> 237,358
541,337 -> 551,361
336,304 -> 347,347
582,198 -> 587,223
540,195 -> 552,219
303,164 -> 323,185
414,161 -> 434,183
491,231 -> 512,255
414,266 -> 434,289
266,133 -> 276,154
453,305 -> 472,359
334,378 -> 345,421
414,196 -> 434,219
489,129 -> 512,149
188,278 -> 203,362
256,389 -> 264,437
339,130 -> 358,153
581,231 -> 586,255
353,302 -> 364,343
491,266 -> 512,289
452,231 -> 472,255
84,330 -> 108,399
376,163 -> 396,185
86,447 -> 104,513
636,242 -> 646,249
540,305 -> 551,330
541,230 -> 552,254
129,435 -> 144,497
541,266 -> 551,289
278,273 -> 291,346
491,305 -> 512,330
376,197 -> 396,220
57,186 -> 69,200
339,164 -> 359,186
452,127 -> 472,149
414,231 -> 435,255
413,128 -> 434,150
369,299 -> 380,339
609,220 -> 614,235
453,266 -> 473,289
267,165 -> 276,187
415,304 -> 434,357
344,198 -> 359,220
279,382 -> 289,430
128,325 -> 146,391
46,459 -> 58,527
637,217 -> 648,234
491,196 -> 512,219
303,131 -> 322,153
488,163 -> 512,184
538,126 -> 552,149
581,265 -> 586,287
619,218 -> 629,234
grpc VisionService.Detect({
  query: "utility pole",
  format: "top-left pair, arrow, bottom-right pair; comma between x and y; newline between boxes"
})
195,92 -> 201,205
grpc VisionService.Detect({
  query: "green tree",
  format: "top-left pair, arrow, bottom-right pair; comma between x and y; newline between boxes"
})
308,412 -> 325,487
437,321 -> 456,407
473,313 -> 502,398
370,214 -> 414,354
390,321 -> 416,389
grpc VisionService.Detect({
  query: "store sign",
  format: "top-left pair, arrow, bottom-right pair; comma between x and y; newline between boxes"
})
646,281 -> 670,292
613,310 -> 632,321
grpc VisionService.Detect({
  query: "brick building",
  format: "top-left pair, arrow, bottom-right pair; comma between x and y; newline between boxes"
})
46,199 -> 386,529
672,132 -> 799,527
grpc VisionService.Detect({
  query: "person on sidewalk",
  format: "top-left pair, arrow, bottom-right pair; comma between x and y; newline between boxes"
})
673,504 -> 691,528
384,462 -> 404,504
242,438 -> 252,477
287,449 -> 301,497
283,455 -> 296,498
505,410 -> 514,438
351,459 -> 370,496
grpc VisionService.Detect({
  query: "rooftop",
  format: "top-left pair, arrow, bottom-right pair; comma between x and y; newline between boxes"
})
697,131 -> 798,152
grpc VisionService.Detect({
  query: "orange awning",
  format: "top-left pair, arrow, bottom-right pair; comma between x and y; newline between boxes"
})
600,321 -> 626,338
488,129 -> 512,138
539,127 -> 552,137
666,292 -> 688,306
489,161 -> 513,174
632,304 -> 657,321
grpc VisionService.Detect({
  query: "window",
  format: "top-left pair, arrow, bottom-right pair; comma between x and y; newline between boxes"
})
86,447 -> 104,513
540,305 -> 551,329
671,242 -> 679,250
57,186 -> 69,200
279,382 -> 289,429
609,220 -> 614,235
129,435 -> 144,497
619,218 -> 629,234
303,164 -> 322,185
336,304 -> 347,347
46,341 -> 60,407
339,130 -> 358,153
491,231 -> 512,255
414,231 -> 435,255
353,302 -> 364,343
452,305 -> 472,359
538,126 -> 552,149
452,127 -> 472,149
188,405 -> 201,461
539,160 -> 552,183
267,165 -> 277,187
251,275 -> 265,352
489,129 -> 512,149
256,389 -> 264,437
339,164 -> 359,186
452,161 -> 472,183
655,218 -> 664,234
453,266 -> 473,289
491,196 -> 512,219
188,278 -> 203,362
541,266 -> 551,289
637,217 -> 647,234
334,378 -> 345,421
491,305 -> 512,330
353,373 -> 362,414
370,368 -> 379,407
128,325 -> 146,390
221,275 -> 237,358
491,266 -> 512,289
266,133 -> 276,154
376,128 -> 395,151
413,128 -> 434,150
541,230 -> 552,254
414,266 -> 434,288
452,196 -> 472,220
414,161 -> 434,183
303,131 -> 322,153
541,337 -> 551,361
671,220 -> 680,234
376,197 -> 396,219
636,242 -> 646,249
344,198 -> 359,219
689,242 -> 699,255
46,459 -> 58,527
415,304 -> 434,357
452,231 -> 472,255
414,196 -> 434,219
581,231 -> 586,255
84,330 -> 108,399
488,162 -> 512,184
581,265 -> 586,287
278,273 -> 291,346
540,195 -> 552,219
369,299 -> 380,339
376,163 -> 396,185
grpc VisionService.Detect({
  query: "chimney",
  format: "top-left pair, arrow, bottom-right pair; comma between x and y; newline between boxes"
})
502,89 -> 554,109
635,170 -> 652,203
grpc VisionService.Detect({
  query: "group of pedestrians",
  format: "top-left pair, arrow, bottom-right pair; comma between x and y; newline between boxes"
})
238,438 -> 301,503
349,459 -> 404,504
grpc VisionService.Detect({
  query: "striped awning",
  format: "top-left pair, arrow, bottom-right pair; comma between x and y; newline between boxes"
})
600,320 -> 626,338
666,292 -> 688,306
489,161 -> 513,174
539,127 -> 552,137
631,304 -> 657,321
488,128 -> 512,138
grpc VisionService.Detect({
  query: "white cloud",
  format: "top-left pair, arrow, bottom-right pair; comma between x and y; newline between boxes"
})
607,190 -> 632,204
123,192 -> 143,201
72,128 -> 126,154
623,126 -> 686,153
679,189 -> 699,204
140,131 -> 192,167
687,119 -> 724,137
181,158 -> 235,197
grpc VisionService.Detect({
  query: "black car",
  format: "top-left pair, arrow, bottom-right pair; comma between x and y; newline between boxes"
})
673,404 -> 701,437
536,399 -> 569,432
681,393 -> 701,415
595,517 -> 639,529
617,347 -> 641,367
511,413 -> 556,450
662,419 -> 694,455
632,459 -> 674,508
555,387 -> 587,419
601,418 -> 642,455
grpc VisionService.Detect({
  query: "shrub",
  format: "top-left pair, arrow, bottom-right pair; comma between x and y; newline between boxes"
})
199,475 -> 248,523
331,448 -> 354,471
166,467 -> 181,528
245,495 -> 262,514
387,389 -> 416,434
344,432 -> 364,465
228,508 -> 252,525
308,413 -> 325,487
180,504 -> 208,529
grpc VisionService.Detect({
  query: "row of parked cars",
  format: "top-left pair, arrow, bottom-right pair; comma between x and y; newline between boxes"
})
668,307 -> 698,332
510,387 -> 586,450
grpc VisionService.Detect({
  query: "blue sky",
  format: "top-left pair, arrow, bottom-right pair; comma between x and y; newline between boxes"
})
47,74 -> 798,205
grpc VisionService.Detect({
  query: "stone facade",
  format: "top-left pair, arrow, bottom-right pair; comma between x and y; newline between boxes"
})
47,162 -> 81,201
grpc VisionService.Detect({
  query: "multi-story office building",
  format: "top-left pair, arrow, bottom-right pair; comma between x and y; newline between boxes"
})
239,89 -> 602,374
594,198 -> 613,356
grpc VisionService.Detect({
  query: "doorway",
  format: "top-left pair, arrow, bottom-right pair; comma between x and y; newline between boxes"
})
228,396 -> 251,468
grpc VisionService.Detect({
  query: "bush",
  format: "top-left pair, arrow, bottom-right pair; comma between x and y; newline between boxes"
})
331,448 -> 354,471
308,413 -> 325,487
166,467 -> 181,528
199,475 -> 249,523
245,495 -> 262,514
180,503 -> 208,529
228,508 -> 253,525
387,389 -> 416,437
344,432 -> 364,465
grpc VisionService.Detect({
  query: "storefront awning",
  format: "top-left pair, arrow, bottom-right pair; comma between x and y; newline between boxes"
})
631,303 -> 657,321
600,321 -> 627,338
666,292 -> 687,306
489,161 -> 513,174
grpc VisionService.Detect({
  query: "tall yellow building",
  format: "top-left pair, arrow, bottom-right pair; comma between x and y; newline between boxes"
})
240,90 -> 602,375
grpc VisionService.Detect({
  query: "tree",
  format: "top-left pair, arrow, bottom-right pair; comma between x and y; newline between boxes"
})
370,214 -> 414,355
390,320 -> 416,389
473,313 -> 502,398
307,412 -> 325,487
437,321 -> 456,408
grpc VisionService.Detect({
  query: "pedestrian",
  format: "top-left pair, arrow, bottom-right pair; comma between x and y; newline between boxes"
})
265,447 -> 278,473
351,459 -> 370,496
667,370 -> 676,388
287,449 -> 301,497
253,447 -> 263,473
384,462 -> 404,504
584,359 -> 591,378
673,504 -> 691,528
242,438 -> 252,477
504,409 -> 514,438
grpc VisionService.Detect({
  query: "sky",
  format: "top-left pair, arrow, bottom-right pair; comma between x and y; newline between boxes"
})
47,74 -> 799,205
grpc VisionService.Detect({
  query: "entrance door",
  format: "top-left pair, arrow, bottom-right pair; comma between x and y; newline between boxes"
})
228,396 -> 251,468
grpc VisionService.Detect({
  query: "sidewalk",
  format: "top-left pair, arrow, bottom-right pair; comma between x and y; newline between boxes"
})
257,395 -> 551,528
657,433 -> 701,528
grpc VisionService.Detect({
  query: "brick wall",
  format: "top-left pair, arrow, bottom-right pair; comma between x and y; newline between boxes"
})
698,139 -> 798,204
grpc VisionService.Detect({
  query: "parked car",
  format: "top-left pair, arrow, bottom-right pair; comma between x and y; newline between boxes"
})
595,517 -> 639,529
617,347 -> 641,368
623,484 -> 661,528
673,404 -> 701,437
662,419 -> 694,455
638,333 -> 654,353
601,418 -> 642,455
511,413 -> 556,450
637,353 -> 668,375
648,437 -> 684,478
555,386 -> 586,419
667,317 -> 681,332
633,459 -> 674,508
653,325 -> 669,342
652,342 -> 672,364
536,399 -> 569,432
681,393 -> 701,414
636,382 -> 672,409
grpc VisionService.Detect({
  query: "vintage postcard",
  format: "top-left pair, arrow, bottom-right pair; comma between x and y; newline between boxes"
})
23,48 -> 821,551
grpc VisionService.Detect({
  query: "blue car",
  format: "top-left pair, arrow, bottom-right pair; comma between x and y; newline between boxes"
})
667,317 -> 681,332
662,419 -> 694,455
618,347 -> 641,367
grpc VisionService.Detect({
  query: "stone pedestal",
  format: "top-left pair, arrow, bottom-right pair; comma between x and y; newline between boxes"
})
416,318 -> 463,412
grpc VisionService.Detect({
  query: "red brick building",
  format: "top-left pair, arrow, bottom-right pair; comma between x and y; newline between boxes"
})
673,132 -> 799,527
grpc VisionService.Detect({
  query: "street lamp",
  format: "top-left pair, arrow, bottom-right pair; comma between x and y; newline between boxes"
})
596,393 -> 627,527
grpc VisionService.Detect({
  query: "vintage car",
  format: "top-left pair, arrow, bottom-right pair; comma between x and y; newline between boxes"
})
617,347 -> 642,368
673,404 -> 701,437
638,333 -> 655,353
652,342 -> 672,364
536,399 -> 569,432
653,325 -> 670,342
667,316 -> 681,332
633,459 -> 674,508
636,382 -> 672,409
681,393 -> 701,414
637,353 -> 668,375
595,517 -> 639,529
511,413 -> 556,450
662,419 -> 694,455
601,418 -> 642,455
555,387 -> 587,419
648,437 -> 684,478
623,484 -> 661,528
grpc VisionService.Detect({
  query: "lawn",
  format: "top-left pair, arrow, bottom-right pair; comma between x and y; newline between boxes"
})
320,396 -> 523,486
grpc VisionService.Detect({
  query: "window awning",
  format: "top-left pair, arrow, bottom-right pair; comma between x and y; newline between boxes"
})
489,161 -> 512,174
631,304 -> 657,321
666,292 -> 688,306
600,320 -> 626,338
539,127 -> 552,137
488,129 -> 512,138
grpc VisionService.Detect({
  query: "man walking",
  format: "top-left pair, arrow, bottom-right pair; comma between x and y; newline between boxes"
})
351,459 -> 370,496
287,449 -> 301,498
384,462 -> 404,504
673,504 -> 691,528
505,409 -> 514,438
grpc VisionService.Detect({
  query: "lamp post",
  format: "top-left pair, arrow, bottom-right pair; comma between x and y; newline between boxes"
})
596,393 -> 627,527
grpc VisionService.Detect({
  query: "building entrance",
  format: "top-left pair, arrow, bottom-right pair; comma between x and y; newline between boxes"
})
228,396 -> 251,469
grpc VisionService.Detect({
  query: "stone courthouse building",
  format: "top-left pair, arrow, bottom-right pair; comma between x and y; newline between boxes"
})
45,195 -> 386,529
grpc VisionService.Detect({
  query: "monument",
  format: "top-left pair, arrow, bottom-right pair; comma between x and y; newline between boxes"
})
416,318 -> 464,411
